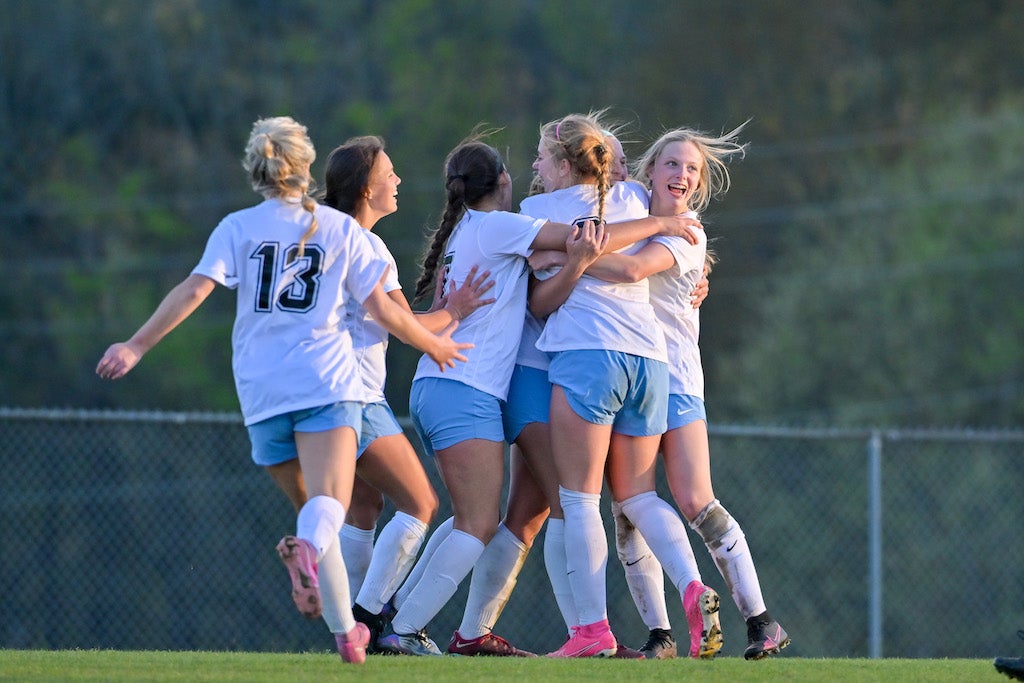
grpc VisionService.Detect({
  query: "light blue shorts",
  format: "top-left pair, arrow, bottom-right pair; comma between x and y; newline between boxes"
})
247,401 -> 362,466
359,400 -> 404,456
667,394 -> 707,430
502,364 -> 551,443
410,377 -> 505,457
548,350 -> 668,437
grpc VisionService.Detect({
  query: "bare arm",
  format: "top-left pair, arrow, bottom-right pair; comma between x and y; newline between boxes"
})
362,283 -> 472,371
582,241 -> 677,283
528,222 -> 608,319
96,273 -> 217,380
529,214 -> 703,253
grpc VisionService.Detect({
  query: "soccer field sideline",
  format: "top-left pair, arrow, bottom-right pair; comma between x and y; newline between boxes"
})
0,649 -> 1003,682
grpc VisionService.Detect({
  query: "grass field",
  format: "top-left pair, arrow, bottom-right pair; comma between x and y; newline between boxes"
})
0,650 -> 1004,682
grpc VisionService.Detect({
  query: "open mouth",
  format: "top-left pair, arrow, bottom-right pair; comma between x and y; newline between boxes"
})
668,183 -> 687,197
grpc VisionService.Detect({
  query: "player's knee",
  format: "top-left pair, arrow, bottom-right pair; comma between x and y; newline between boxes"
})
690,499 -> 743,550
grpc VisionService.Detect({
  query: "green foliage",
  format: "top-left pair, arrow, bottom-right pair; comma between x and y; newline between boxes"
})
1,1 -> 1021,426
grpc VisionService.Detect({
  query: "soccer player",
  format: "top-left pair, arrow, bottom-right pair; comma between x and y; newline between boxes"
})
95,116 -> 471,665
520,111 -> 716,658
587,124 -> 791,660
319,135 -> 495,651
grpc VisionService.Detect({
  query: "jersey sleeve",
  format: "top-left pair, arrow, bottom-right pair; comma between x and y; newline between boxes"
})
344,223 -> 390,305
192,216 -> 239,289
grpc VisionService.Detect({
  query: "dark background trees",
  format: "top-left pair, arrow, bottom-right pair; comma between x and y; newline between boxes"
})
2,0 -> 1021,427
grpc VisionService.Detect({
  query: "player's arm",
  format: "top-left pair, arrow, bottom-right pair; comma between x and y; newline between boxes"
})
528,214 -> 702,253
583,241 -> 676,283
96,273 -> 217,380
529,221 -> 608,319
361,282 -> 472,371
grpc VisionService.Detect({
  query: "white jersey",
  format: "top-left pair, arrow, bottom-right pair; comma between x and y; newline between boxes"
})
344,229 -> 401,403
520,181 -> 667,362
193,198 -> 387,425
413,209 -> 545,400
650,212 -> 707,398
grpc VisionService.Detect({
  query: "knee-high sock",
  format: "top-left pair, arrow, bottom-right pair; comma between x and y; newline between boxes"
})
620,491 -> 701,594
394,516 -> 453,610
339,524 -> 375,600
612,499 -> 671,631
297,494 -> 347,558
318,535 -> 355,634
543,517 -> 577,635
458,522 -> 529,639
356,511 -> 428,614
390,528 -> 485,635
296,496 -> 352,634
559,487 -> 607,627
690,499 -> 767,619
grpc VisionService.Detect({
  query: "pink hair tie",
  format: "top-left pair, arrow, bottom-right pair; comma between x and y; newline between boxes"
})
555,121 -> 562,141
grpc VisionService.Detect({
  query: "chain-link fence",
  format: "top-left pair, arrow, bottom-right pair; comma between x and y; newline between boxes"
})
2,408 -> 1022,658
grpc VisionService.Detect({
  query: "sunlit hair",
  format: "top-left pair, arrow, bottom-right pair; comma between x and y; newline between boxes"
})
631,122 -> 749,213
321,135 -> 385,218
537,110 -> 612,223
413,134 -> 506,303
242,116 -> 318,258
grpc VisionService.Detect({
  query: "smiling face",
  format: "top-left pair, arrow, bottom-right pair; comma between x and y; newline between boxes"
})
648,140 -> 703,215
363,151 -> 401,225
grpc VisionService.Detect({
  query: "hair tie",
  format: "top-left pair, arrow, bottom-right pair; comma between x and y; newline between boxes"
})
555,121 -> 562,141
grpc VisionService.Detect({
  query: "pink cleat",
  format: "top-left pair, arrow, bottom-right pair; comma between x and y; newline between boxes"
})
683,580 -> 723,659
276,535 -> 321,619
335,622 -> 371,664
546,619 -> 618,658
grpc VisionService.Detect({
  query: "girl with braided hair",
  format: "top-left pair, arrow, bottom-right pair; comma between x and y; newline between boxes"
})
520,111 -> 707,658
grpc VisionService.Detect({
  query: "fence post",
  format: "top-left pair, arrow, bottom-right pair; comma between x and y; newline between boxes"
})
868,429 -> 883,658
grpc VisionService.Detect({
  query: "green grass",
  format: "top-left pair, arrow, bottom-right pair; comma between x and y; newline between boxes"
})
0,650 -> 999,682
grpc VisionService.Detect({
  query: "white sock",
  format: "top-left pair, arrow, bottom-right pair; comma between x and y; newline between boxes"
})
458,523 -> 529,639
559,487 -> 607,626
612,499 -> 671,631
339,524 -> 375,600
355,511 -> 428,614
317,535 -> 355,634
620,491 -> 701,593
394,516 -> 453,610
390,529 -> 484,635
691,500 -> 767,619
296,495 -> 346,559
542,517 -> 577,634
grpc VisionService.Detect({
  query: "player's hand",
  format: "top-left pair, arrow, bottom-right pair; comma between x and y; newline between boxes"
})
691,274 -> 710,308
658,214 -> 703,244
566,220 -> 609,267
95,342 -> 144,380
444,264 -> 496,321
429,321 -> 473,371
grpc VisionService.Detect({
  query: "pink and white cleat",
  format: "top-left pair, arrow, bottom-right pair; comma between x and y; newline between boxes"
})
276,535 -> 321,619
546,619 -> 618,658
335,622 -> 371,664
683,580 -> 723,659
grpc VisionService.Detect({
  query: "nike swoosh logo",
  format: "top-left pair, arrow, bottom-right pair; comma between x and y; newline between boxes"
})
677,408 -> 695,416
624,554 -> 649,567
726,541 -> 738,552
566,641 -> 604,657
